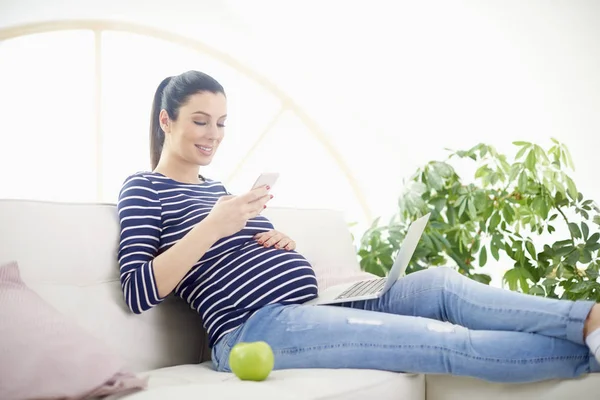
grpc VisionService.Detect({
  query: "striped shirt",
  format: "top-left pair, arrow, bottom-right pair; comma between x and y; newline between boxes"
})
117,171 -> 319,347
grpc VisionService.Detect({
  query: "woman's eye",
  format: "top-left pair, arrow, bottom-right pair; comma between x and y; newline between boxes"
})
217,124 -> 226,128
194,121 -> 207,126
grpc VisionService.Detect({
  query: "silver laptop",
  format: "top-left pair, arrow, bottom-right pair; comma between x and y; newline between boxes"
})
305,213 -> 431,305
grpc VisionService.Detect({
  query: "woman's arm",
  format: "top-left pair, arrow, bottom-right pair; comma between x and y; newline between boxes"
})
117,175 -> 220,313
151,219 -> 220,298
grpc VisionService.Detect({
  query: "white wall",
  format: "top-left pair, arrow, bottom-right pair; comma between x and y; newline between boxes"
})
227,0 -> 600,220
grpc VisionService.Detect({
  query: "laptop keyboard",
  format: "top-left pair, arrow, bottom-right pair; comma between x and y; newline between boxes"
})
334,278 -> 387,300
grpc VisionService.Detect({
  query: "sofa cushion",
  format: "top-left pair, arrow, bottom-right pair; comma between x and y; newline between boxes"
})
105,362 -> 424,400
426,374 -> 600,400
0,199 -> 206,372
0,200 -> 373,371
0,261 -> 147,400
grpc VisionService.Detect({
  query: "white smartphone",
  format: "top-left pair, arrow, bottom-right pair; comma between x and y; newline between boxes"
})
251,172 -> 279,190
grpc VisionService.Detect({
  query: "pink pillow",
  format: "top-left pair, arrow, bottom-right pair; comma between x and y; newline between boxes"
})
0,261 -> 147,400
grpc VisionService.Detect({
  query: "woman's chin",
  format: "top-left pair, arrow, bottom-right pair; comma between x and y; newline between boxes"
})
194,155 -> 215,166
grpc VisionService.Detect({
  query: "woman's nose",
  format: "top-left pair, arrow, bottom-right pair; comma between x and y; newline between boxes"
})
205,124 -> 220,139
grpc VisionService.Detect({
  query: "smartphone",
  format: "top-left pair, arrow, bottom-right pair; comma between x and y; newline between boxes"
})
251,172 -> 279,190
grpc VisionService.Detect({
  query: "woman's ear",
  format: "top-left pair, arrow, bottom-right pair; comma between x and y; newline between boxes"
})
159,109 -> 170,134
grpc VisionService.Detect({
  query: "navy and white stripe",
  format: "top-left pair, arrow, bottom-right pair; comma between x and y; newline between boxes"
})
117,171 -> 318,346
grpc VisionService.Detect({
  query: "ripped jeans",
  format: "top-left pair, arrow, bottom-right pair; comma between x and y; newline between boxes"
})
211,267 -> 600,383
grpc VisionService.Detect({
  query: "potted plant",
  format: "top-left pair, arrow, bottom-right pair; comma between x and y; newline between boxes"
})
358,140 -> 600,301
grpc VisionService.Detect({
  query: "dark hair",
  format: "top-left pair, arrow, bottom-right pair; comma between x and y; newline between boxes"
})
149,70 -> 225,169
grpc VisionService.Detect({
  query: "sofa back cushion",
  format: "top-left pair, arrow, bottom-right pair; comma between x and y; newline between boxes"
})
0,200 -> 362,370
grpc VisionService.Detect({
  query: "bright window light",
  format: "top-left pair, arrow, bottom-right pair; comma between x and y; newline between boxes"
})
0,30 -> 96,202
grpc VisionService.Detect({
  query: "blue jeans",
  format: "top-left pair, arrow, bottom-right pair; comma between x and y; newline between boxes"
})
211,267 -> 600,382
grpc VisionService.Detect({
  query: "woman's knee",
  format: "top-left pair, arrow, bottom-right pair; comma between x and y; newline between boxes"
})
414,266 -> 462,288
420,266 -> 458,278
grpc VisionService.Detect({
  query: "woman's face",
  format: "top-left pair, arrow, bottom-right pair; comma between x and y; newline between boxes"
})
160,91 -> 227,167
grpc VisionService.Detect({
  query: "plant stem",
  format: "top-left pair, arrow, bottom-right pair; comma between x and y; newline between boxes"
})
556,205 -> 575,245
467,229 -> 483,254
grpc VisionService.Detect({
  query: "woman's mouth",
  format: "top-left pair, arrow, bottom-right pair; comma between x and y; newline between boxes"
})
195,144 -> 213,156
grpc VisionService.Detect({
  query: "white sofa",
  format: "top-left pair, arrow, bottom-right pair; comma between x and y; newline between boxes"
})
1,199 -> 599,399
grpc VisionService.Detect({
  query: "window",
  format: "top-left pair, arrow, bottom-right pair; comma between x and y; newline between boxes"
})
0,24 -> 371,230
0,30 -> 96,202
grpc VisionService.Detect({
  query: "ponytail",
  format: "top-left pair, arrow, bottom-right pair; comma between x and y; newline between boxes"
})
149,76 -> 172,170
149,71 -> 225,170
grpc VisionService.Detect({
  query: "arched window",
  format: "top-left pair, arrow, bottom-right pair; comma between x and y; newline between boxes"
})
0,21 -> 372,229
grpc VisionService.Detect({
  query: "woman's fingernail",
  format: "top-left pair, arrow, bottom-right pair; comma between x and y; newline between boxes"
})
270,194 -> 274,199
266,186 -> 270,190
264,205 -> 267,209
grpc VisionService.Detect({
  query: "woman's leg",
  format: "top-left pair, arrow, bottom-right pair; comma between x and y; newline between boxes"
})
211,303 -> 599,383
345,267 -> 596,346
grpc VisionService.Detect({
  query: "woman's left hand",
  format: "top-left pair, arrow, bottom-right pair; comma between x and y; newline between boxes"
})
254,230 -> 296,251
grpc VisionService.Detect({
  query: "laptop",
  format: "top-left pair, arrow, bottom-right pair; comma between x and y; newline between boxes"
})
305,213 -> 431,306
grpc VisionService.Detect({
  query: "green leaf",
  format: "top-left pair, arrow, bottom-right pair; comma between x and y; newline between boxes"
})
529,285 -> 545,296
471,273 -> 492,285
565,176 -> 578,200
586,263 -> 599,280
426,168 -> 444,191
432,161 -> 454,178
508,164 -> 521,182
525,241 -> 537,260
513,141 -> 530,147
490,237 -> 500,261
554,179 -> 567,198
581,222 -> 590,241
554,244 -> 575,257
587,232 -> 600,245
489,212 -> 501,231
565,250 -> 580,266
503,268 -> 520,291
580,248 -> 592,264
458,198 -> 467,217
479,246 -> 488,267
531,196 -> 549,220
515,146 -> 528,160
525,150 -> 537,172
568,222 -> 582,240
562,147 -> 575,170
475,165 -> 492,179
518,172 -> 528,194
534,145 -> 550,164
542,278 -> 559,288
569,281 -> 593,294
502,206 -> 515,224
467,199 -> 477,219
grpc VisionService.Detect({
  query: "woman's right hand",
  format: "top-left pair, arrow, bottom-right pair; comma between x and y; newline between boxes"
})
204,186 -> 272,239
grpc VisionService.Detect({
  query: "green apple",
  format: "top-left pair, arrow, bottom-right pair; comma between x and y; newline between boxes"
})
229,341 -> 275,381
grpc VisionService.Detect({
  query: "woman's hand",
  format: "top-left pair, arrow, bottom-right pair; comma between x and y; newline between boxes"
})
205,187 -> 272,239
254,229 -> 296,251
